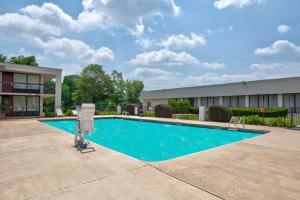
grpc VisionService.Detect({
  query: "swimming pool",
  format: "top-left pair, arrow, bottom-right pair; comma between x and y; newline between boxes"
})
42,118 -> 261,162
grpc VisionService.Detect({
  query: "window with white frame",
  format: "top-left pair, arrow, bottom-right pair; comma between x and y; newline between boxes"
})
27,74 -> 40,90
13,96 -> 26,111
14,73 -> 27,89
27,96 -> 39,111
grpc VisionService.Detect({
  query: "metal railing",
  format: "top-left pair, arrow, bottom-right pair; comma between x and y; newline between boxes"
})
0,81 -> 55,94
0,106 -> 40,118
143,105 -> 300,128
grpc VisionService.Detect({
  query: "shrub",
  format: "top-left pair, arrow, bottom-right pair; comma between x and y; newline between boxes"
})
244,115 -> 264,125
105,101 -> 117,111
43,97 -> 55,113
95,111 -> 117,115
189,107 -> 199,114
208,105 -> 233,122
230,107 -> 288,118
45,112 -> 55,117
168,99 -> 191,114
154,104 -> 173,118
176,114 -> 199,120
267,118 -> 291,128
144,111 -> 155,117
64,109 -> 73,116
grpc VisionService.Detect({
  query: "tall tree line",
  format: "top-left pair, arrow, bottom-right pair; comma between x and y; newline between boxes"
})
1,54 -> 144,111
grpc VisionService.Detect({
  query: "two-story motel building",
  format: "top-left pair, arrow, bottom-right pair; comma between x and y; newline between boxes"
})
141,77 -> 300,111
0,63 -> 62,117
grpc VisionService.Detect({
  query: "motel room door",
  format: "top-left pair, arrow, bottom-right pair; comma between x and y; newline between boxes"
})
2,96 -> 13,116
2,72 -> 13,93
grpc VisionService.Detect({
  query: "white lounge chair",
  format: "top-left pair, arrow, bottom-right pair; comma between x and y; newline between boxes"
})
55,108 -> 64,117
72,109 -> 78,116
74,104 -> 95,149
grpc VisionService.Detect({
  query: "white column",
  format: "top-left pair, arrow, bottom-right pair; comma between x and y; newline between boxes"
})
39,75 -> 44,116
55,70 -> 62,110
40,75 -> 44,94
0,71 -> 2,92
219,96 -> 223,105
40,97 -> 43,116
245,95 -> 249,107
278,94 -> 283,107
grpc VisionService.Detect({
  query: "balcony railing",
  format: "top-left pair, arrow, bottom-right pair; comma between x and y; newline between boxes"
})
0,81 -> 55,95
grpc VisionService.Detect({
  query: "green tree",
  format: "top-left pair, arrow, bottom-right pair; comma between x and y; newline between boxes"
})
0,54 -> 7,63
125,80 -> 144,104
73,64 -> 113,104
110,70 -> 126,105
63,75 -> 78,93
62,75 -> 79,106
10,55 -> 39,66
44,80 -> 55,93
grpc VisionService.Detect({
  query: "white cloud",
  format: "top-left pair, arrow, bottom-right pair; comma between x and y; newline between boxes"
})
214,0 -> 263,9
127,50 -> 200,67
0,1 -> 180,40
162,33 -> 206,49
135,38 -> 159,49
277,25 -> 290,34
129,67 -> 254,90
78,0 -> 180,35
202,62 -> 226,69
254,40 -> 300,55
136,33 -> 206,50
129,62 -> 300,90
39,37 -> 114,64
128,49 -> 226,70
250,62 -> 300,72
0,13 -> 61,42
21,3 -> 76,31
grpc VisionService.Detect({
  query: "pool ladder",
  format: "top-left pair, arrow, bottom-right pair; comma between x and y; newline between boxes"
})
228,117 -> 245,129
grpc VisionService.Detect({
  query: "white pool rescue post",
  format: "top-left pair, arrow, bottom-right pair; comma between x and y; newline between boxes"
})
74,103 -> 95,149
199,106 -> 206,121
117,105 -> 122,115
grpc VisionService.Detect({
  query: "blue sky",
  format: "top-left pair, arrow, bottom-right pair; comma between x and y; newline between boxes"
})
1,0 -> 300,90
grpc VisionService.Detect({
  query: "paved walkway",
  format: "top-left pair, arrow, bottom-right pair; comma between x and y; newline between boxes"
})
0,116 -> 300,200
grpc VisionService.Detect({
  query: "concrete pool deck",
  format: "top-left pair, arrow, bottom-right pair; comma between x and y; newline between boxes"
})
0,116 -> 300,200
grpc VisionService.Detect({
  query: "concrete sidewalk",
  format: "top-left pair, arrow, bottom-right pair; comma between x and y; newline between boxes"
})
0,117 -> 300,199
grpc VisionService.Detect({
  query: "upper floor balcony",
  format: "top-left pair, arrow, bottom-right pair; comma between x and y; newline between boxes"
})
0,81 -> 55,95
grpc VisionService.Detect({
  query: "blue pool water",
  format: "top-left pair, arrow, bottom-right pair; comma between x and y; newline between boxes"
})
42,118 -> 260,162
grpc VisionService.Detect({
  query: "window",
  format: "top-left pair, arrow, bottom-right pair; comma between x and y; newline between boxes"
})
146,102 -> 151,109
250,94 -> 278,108
27,96 -> 39,111
13,96 -> 26,111
28,74 -> 40,90
14,73 -> 26,83
283,94 -> 294,109
230,96 -> 238,107
200,97 -> 208,107
200,97 -> 219,107
207,97 -> 214,106
296,94 -> 300,112
14,73 -> 27,90
213,97 -> 219,105
249,95 -> 259,107
259,95 -> 269,107
223,96 -> 230,107
223,96 -> 245,107
269,95 -> 278,107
